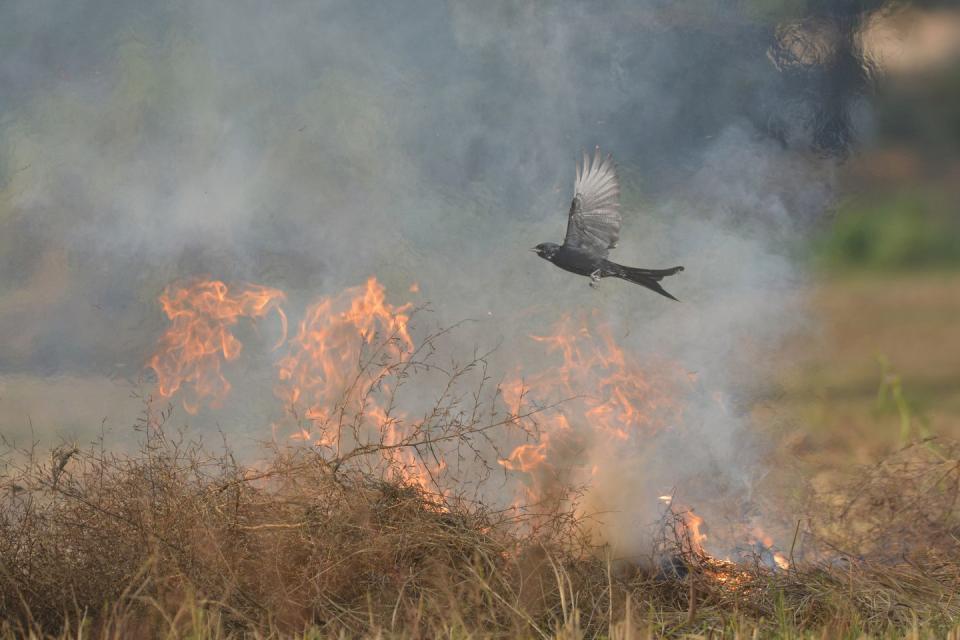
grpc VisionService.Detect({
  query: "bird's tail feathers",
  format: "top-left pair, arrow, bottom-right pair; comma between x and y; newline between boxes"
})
622,265 -> 684,282
607,263 -> 684,301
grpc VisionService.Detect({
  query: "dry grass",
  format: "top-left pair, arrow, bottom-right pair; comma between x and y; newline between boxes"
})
3,404 -> 960,638
3,282 -> 960,639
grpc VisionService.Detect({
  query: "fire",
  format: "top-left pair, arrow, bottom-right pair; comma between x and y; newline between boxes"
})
750,526 -> 791,569
273,277 -> 444,491
146,276 -> 791,572
523,313 -> 682,440
498,441 -> 549,473
275,276 -> 413,441
659,496 -> 710,556
147,279 -> 286,414
661,496 -> 791,571
666,499 -> 791,573
147,276 -> 443,491
684,510 -> 708,552
498,312 -> 684,507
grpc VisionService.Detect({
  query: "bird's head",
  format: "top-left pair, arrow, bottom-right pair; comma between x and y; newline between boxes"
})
530,242 -> 560,261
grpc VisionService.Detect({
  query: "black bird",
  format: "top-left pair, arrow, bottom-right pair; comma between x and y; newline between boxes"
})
532,148 -> 684,301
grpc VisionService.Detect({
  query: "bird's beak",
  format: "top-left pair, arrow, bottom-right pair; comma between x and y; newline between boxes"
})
529,247 -> 538,253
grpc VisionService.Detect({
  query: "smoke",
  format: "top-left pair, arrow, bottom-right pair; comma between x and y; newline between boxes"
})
0,0 -> 886,558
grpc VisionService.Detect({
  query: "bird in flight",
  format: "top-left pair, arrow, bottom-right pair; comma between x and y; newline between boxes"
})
532,148 -> 684,301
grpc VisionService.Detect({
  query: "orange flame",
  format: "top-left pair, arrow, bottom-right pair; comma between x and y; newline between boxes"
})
273,277 -> 443,491
147,276 -> 788,567
751,526 -> 790,569
276,276 -> 413,434
147,279 -> 286,413
499,312 -> 684,506
526,313 -> 681,441
685,511 -> 708,553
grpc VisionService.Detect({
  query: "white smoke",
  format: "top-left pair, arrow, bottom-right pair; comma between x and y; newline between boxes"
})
1,0 -> 870,558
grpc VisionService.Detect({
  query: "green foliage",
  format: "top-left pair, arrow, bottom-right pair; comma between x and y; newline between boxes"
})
814,189 -> 960,271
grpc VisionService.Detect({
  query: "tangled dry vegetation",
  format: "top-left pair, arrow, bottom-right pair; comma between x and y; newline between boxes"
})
3,409 -> 960,639
3,318 -> 960,639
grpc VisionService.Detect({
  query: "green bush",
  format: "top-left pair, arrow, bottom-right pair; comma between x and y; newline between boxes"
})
815,189 -> 960,271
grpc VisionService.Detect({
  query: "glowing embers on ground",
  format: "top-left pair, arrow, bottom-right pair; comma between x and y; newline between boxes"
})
147,279 -> 286,414
657,495 -> 791,584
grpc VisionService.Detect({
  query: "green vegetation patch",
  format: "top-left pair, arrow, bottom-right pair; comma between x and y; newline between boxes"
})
815,189 -> 960,271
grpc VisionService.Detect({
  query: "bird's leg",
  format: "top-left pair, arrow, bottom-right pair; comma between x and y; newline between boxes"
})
589,269 -> 601,288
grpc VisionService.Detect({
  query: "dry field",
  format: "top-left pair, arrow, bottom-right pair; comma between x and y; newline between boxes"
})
767,272 -> 960,471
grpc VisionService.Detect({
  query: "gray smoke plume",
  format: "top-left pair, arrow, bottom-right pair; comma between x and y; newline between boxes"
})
0,0 -> 886,558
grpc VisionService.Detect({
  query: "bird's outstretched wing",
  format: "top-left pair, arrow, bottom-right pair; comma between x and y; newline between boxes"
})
562,147 -> 621,259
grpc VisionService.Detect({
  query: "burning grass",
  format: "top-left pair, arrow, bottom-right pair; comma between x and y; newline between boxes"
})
3,277 -> 960,638
4,414 -> 960,638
